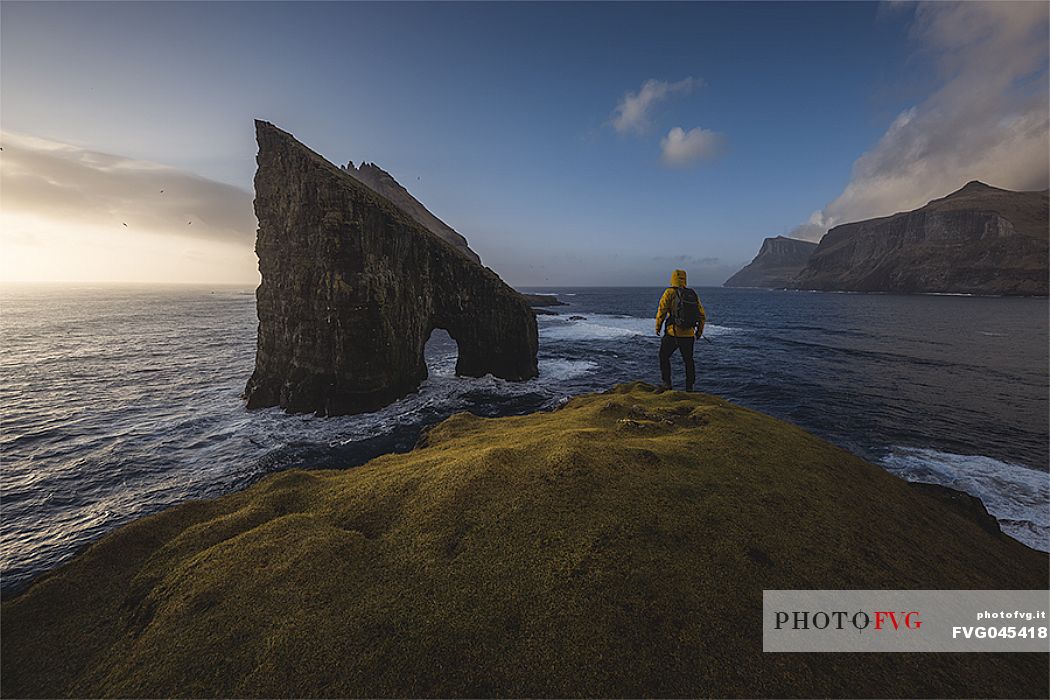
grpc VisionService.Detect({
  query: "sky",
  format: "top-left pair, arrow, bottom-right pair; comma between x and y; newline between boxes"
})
1,1 -> 1047,287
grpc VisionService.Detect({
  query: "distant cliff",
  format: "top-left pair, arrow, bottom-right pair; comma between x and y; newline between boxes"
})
794,182 -> 1049,295
341,161 -> 481,264
724,236 -> 817,288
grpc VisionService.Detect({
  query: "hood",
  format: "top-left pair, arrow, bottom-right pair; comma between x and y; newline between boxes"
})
670,269 -> 687,287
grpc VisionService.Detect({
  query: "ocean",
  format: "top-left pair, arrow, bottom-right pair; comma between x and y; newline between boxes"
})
1,284 -> 1047,594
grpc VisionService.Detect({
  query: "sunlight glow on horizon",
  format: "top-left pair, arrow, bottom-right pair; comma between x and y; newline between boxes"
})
2,2 -> 1045,285
1,210 -> 259,285
0,130 -> 260,284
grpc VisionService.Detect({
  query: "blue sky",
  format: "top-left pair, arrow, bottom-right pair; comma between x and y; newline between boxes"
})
2,2 -> 1046,285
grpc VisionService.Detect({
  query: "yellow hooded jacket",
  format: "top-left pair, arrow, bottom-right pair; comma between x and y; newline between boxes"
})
656,269 -> 707,338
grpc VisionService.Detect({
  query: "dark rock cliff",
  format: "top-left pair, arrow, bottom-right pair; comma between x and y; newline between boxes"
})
723,236 -> 818,288
341,160 -> 481,264
794,182 -> 1049,295
244,121 -> 538,416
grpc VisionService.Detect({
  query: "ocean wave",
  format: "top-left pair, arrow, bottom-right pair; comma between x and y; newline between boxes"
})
540,314 -> 649,340
538,358 -> 599,380
425,351 -> 596,383
539,314 -> 739,341
319,354 -> 596,439
259,354 -> 597,452
879,446 -> 1049,552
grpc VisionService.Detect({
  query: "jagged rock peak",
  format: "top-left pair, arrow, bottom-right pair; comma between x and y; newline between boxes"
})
940,180 -> 1005,199
339,155 -> 480,263
958,180 -> 995,192
244,121 -> 538,415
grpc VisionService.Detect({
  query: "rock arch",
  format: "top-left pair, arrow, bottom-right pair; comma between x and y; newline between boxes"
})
244,121 -> 538,415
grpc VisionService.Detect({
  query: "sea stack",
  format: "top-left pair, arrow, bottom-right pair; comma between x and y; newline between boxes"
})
244,121 -> 538,416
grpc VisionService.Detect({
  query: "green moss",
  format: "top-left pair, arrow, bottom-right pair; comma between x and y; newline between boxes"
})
3,382 -> 1046,697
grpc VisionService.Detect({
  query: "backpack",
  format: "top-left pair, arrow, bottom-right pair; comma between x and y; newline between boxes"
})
669,287 -> 700,329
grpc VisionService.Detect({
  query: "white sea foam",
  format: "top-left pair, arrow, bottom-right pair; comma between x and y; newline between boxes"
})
540,314 -> 650,340
539,313 -> 739,341
880,446 -> 1049,552
701,324 -> 738,338
426,359 -> 457,377
537,358 -> 599,380
426,352 -> 596,382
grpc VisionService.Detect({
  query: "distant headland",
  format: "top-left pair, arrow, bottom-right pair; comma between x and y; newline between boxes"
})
726,181 -> 1049,296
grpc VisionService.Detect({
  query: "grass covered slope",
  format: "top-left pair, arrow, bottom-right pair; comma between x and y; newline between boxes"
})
3,383 -> 1046,698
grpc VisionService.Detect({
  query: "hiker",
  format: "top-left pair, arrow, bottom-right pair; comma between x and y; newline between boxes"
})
655,269 -> 707,391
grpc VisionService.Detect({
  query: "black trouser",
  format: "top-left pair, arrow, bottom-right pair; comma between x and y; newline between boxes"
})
659,333 -> 695,390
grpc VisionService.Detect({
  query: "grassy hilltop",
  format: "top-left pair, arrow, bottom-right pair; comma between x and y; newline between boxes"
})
3,383 -> 1046,698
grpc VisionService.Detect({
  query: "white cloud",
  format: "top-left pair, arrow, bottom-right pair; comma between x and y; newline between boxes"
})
0,130 -> 255,243
789,210 -> 831,242
611,77 -> 702,135
791,1 -> 1049,241
0,131 -> 258,283
659,126 -> 725,167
